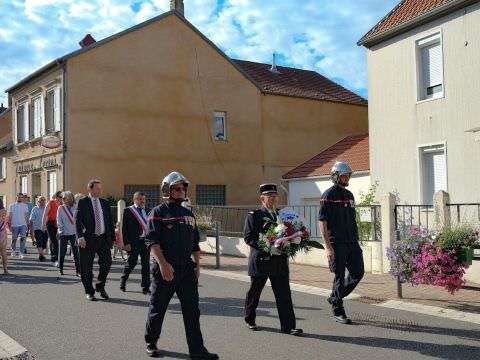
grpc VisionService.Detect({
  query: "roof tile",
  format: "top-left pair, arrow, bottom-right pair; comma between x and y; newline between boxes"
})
282,134 -> 369,179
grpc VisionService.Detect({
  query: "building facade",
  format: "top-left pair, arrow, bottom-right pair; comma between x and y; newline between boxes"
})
5,5 -> 368,207
359,0 -> 480,204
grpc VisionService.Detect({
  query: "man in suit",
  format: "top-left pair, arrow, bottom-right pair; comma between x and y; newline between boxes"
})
120,191 -> 151,294
76,179 -> 115,301
243,183 -> 303,335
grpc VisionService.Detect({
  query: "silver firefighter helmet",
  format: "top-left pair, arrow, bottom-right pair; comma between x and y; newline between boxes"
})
331,161 -> 353,184
161,171 -> 190,199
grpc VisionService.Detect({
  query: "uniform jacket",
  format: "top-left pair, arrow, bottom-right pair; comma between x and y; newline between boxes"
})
75,196 -> 115,248
122,205 -> 151,248
145,202 -> 200,267
244,206 -> 289,277
318,185 -> 359,244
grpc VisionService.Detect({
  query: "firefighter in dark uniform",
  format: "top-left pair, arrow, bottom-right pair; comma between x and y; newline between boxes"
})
243,183 -> 303,336
318,161 -> 364,324
144,171 -> 218,359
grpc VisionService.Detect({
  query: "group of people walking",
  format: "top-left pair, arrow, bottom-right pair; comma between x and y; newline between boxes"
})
0,161 -> 363,360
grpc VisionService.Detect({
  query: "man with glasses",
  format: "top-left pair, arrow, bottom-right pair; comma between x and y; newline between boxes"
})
144,171 -> 218,359
29,196 -> 48,261
243,183 -> 303,336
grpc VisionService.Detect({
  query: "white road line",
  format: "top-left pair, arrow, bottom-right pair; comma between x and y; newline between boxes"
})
202,269 -> 480,325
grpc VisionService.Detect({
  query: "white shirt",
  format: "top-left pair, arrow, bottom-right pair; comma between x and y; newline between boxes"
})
9,202 -> 29,227
89,195 -> 105,235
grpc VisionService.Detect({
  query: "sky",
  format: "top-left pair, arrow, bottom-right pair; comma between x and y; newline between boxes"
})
0,0 -> 400,106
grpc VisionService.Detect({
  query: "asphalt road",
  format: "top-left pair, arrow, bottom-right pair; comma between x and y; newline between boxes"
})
0,250 -> 479,360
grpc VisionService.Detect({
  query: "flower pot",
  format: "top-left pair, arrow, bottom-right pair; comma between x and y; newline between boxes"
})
457,248 -> 474,265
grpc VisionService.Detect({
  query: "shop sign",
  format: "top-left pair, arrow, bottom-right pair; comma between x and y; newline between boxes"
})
41,135 -> 61,149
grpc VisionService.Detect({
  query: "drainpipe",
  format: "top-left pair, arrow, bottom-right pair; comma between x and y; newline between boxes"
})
59,61 -> 67,191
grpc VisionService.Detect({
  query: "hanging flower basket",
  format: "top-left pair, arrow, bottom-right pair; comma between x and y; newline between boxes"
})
457,248 -> 474,265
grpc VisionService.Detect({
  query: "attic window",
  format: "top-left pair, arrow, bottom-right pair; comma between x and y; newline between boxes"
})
213,111 -> 227,141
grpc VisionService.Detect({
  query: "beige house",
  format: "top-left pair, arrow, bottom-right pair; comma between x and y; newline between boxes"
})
358,0 -> 480,204
5,1 -> 367,207
0,105 -> 14,205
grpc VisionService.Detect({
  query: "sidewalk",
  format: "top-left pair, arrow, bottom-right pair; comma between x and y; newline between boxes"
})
201,253 -> 480,316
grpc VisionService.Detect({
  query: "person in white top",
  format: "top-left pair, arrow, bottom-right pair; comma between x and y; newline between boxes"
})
8,193 -> 29,258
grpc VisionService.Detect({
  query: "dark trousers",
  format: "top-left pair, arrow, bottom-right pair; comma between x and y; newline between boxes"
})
145,263 -> 205,353
59,234 -> 80,273
34,230 -> 48,249
121,241 -> 150,290
244,275 -> 296,331
79,236 -> 112,295
46,221 -> 58,262
330,243 -> 364,315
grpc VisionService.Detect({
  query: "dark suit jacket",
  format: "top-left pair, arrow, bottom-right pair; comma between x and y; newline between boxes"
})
122,206 -> 150,247
244,206 -> 289,278
75,196 -> 115,248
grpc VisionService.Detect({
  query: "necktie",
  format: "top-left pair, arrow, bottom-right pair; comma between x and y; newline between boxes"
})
94,198 -> 102,235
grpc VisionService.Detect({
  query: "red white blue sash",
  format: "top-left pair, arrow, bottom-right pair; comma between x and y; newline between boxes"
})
129,206 -> 148,234
0,221 -> 6,232
61,205 -> 75,225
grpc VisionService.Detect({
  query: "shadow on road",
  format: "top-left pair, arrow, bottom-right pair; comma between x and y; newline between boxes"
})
258,326 -> 479,359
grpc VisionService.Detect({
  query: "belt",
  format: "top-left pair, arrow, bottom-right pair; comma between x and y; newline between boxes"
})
94,233 -> 106,239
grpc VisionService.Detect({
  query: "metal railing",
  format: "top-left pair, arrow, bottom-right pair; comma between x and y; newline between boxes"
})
394,204 -> 434,239
447,203 -> 480,229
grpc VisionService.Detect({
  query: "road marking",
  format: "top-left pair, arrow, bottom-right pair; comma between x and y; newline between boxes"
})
377,300 -> 480,325
0,330 -> 27,358
202,269 -> 360,299
202,269 -> 480,325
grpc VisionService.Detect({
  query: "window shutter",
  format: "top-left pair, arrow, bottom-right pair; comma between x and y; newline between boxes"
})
1,158 -> 6,179
40,95 -> 45,136
54,87 -> 61,131
24,104 -> 29,142
432,152 -> 447,193
422,43 -> 442,88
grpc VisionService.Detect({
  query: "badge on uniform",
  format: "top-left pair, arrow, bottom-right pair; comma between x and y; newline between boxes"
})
167,224 -> 173,229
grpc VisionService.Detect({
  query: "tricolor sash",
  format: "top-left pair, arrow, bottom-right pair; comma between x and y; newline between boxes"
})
0,221 -> 6,232
129,206 -> 148,235
61,205 -> 75,225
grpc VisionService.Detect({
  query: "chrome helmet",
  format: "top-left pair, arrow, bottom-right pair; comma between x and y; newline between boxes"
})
161,171 -> 190,199
331,161 -> 353,184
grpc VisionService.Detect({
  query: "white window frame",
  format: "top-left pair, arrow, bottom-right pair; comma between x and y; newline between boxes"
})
32,95 -> 45,138
415,31 -> 444,102
0,157 -> 6,180
20,175 -> 28,195
213,111 -> 227,141
47,171 -> 57,200
417,142 -> 448,204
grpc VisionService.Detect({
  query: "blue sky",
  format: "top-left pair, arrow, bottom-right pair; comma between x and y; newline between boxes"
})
0,0 -> 399,106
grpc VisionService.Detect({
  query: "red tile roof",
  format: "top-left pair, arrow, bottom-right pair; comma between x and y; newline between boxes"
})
282,134 -> 369,179
359,0 -> 455,46
233,60 -> 367,106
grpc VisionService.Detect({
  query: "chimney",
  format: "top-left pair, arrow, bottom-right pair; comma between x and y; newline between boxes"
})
269,53 -> 281,74
79,34 -> 96,48
170,0 -> 184,16
0,103 -> 6,114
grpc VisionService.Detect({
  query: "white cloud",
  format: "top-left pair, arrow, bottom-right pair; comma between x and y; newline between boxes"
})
0,0 -> 399,105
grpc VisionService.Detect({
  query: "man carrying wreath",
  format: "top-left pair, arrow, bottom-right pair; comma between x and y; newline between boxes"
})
243,183 -> 303,336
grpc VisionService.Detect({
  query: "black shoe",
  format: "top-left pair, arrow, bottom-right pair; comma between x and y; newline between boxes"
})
334,314 -> 352,324
146,343 -> 160,357
120,281 -> 126,292
142,288 -> 151,295
97,288 -> 109,300
76,272 -> 81,277
245,321 -> 258,331
85,294 -> 97,301
189,349 -> 219,359
281,328 -> 303,336
327,296 -> 334,305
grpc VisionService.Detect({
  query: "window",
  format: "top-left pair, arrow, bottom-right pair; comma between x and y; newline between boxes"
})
416,33 -> 443,101
32,96 -> 44,139
16,103 -> 29,143
196,185 -> 226,205
20,176 -> 28,194
124,185 -> 160,209
47,171 -> 57,200
213,111 -> 227,141
46,87 -> 61,133
0,157 -> 6,179
420,145 -> 447,205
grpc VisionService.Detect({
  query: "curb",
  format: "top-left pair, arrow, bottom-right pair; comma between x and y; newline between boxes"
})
202,269 -> 480,325
0,330 -> 35,360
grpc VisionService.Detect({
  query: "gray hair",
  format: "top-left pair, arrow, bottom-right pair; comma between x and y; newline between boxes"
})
61,191 -> 75,204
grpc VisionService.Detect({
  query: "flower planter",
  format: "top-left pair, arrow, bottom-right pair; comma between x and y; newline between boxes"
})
198,229 -> 208,242
457,248 -> 474,265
